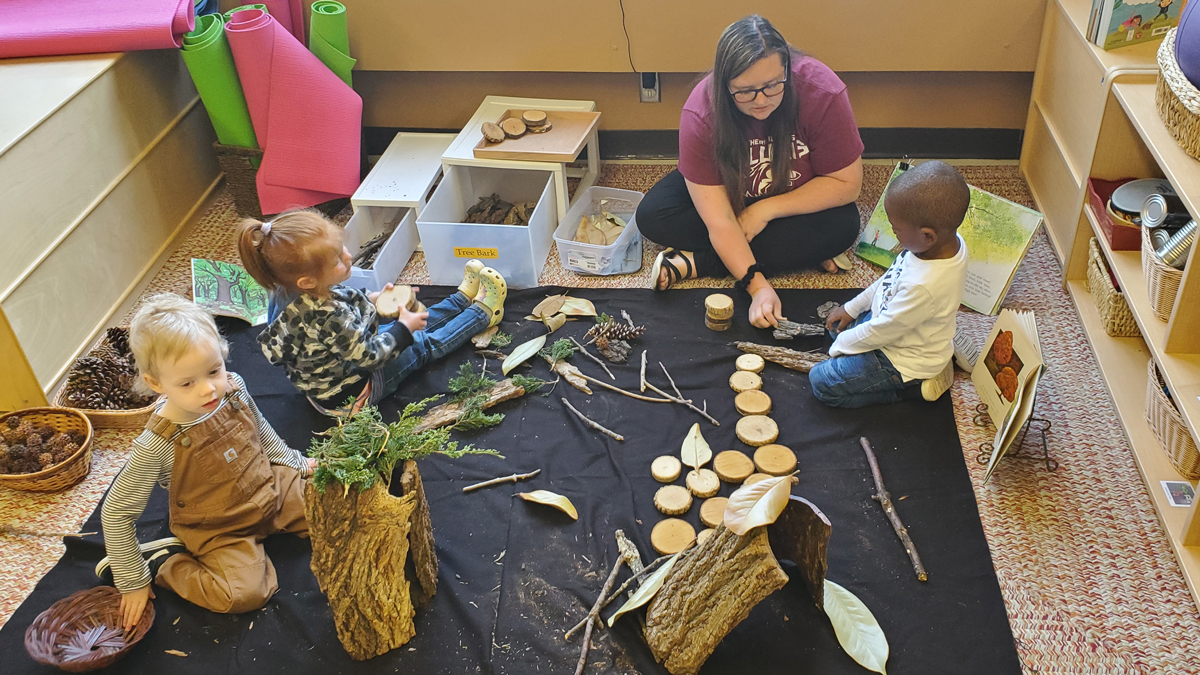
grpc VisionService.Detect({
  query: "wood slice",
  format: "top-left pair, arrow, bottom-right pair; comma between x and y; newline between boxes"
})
699,497 -> 728,528
696,528 -> 716,546
374,285 -> 417,318
704,293 -> 734,320
729,371 -> 762,393
685,469 -> 720,498
521,109 -> 548,126
754,444 -> 797,475
500,118 -> 527,138
651,518 -> 696,555
736,415 -> 778,447
481,121 -> 506,143
526,121 -> 553,133
713,450 -> 754,483
651,455 -> 682,483
735,353 -> 765,373
705,316 -> 731,332
654,485 -> 693,516
734,390 -> 772,416
744,473 -> 771,485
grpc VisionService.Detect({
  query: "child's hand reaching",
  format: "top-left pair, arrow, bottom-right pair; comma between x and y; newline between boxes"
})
396,305 -> 428,333
121,584 -> 154,631
825,306 -> 855,334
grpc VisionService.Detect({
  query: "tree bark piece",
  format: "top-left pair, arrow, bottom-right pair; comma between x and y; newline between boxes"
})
645,525 -> 789,675
735,342 -> 829,373
860,436 -> 928,581
767,495 -> 832,609
734,390 -> 772,416
685,468 -> 720,498
735,353 -> 765,373
561,397 -> 624,441
696,528 -> 716,546
699,497 -> 727,528
735,415 -> 779,446
713,450 -> 754,483
472,326 -> 499,349
651,518 -> 696,555
753,444 -> 797,475
771,320 -> 825,340
654,485 -> 693,515
729,371 -> 762,393
652,455 -> 682,483
415,379 -> 526,432
306,461 -> 437,660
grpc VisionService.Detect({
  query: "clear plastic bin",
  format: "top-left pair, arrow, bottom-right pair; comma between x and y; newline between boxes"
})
553,187 -> 643,275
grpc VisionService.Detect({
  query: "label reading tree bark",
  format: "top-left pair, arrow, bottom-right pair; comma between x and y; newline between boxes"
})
453,247 -> 499,258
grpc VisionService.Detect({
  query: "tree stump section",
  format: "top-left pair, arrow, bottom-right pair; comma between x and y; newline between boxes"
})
734,390 -> 772,416
481,122 -> 505,143
500,118 -> 527,138
305,461 -> 437,660
713,450 -> 754,483
685,469 -> 720,498
415,378 -> 526,432
704,293 -> 734,320
735,415 -> 778,447
754,444 -> 797,475
521,109 -> 547,126
645,525 -> 789,675
699,497 -> 727,528
651,518 -> 696,554
767,496 -> 831,608
654,485 -> 693,515
744,472 -> 771,485
651,455 -> 682,482
735,354 -> 765,373
374,285 -> 424,318
729,371 -> 762,393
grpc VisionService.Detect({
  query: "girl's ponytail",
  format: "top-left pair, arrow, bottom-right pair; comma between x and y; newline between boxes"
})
235,209 -> 343,294
237,218 -> 284,290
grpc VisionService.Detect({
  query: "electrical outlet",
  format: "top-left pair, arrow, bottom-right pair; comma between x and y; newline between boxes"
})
639,72 -> 660,103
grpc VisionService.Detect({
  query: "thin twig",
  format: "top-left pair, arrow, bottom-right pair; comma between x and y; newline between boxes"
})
647,363 -> 721,426
0,526 -> 96,538
621,310 -> 635,328
658,361 -> 685,400
462,470 -> 541,493
576,371 -> 674,403
562,398 -> 624,441
569,337 -> 615,380
639,350 -> 647,393
567,557 -> 626,675
859,437 -> 927,581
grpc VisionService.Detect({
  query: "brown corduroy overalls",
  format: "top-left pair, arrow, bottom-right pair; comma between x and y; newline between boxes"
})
144,379 -> 307,614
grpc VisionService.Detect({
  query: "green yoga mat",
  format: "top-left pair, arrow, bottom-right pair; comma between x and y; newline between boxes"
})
309,1 -> 355,87
181,13 -> 259,151
224,4 -> 268,22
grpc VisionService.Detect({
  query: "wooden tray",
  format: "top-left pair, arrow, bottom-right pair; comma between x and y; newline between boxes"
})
472,109 -> 601,162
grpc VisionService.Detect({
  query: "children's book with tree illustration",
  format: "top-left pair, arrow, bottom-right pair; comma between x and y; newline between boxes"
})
192,258 -> 270,326
971,309 -> 1045,483
856,162 -> 1043,315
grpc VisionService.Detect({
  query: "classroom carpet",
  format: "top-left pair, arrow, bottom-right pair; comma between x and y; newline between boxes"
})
1,162 -> 1199,674
0,287 -> 1021,675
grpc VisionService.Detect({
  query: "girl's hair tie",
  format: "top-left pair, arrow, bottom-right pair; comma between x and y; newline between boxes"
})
260,221 -> 272,236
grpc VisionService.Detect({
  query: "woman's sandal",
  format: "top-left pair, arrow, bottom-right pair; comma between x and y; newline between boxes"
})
650,248 -> 693,291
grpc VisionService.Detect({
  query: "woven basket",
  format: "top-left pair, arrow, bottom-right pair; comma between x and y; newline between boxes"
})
0,408 -> 93,492
25,586 -> 154,672
1156,28 -> 1200,160
213,142 -> 350,219
1086,238 -> 1140,337
1145,359 -> 1200,479
1141,219 -> 1183,321
52,331 -> 159,430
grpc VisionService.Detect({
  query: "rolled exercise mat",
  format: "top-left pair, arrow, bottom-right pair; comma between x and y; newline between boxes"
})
194,0 -> 220,17
224,4 -> 268,22
262,0 -> 306,43
180,14 -> 258,150
309,1 -> 356,86
0,0 -> 194,58
225,9 -> 362,214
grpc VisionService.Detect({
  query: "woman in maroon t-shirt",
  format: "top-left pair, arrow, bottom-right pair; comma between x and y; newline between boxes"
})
637,15 -> 864,328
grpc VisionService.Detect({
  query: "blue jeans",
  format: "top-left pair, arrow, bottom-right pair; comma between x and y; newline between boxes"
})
810,312 -> 921,408
373,291 -> 489,402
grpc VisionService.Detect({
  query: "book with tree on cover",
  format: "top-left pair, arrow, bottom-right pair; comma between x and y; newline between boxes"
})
191,258 -> 270,326
855,162 -> 1043,315
971,309 -> 1045,483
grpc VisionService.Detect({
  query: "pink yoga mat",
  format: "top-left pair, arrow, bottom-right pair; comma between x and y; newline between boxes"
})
225,9 -> 361,214
261,0 -> 305,44
0,0 -> 193,59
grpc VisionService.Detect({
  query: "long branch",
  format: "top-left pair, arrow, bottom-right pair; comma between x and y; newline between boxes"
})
859,437 -> 927,581
576,371 -> 674,403
568,557 -> 626,675
562,398 -> 624,441
648,362 -> 720,426
569,337 -> 615,380
461,469 -> 541,493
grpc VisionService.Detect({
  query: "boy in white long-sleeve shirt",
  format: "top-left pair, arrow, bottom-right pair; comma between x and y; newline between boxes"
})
811,161 -> 969,408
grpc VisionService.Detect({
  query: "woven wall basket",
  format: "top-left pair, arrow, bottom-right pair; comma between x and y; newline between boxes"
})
1140,220 -> 1184,322
1157,28 -> 1200,160
1146,358 -> 1200,479
1086,238 -> 1140,337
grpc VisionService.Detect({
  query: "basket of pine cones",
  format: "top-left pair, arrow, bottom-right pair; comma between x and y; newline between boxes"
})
53,327 -> 159,429
0,407 -> 93,492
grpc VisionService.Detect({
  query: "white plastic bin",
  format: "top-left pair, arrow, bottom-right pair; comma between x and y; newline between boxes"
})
417,165 -> 558,288
553,187 -> 643,275
343,206 -> 418,293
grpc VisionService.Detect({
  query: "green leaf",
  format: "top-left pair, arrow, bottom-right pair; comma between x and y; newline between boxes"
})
823,579 -> 889,674
504,335 -> 547,375
607,554 -> 679,627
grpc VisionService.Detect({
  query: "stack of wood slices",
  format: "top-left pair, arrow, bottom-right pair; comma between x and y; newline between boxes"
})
704,293 -> 734,331
480,109 -> 551,145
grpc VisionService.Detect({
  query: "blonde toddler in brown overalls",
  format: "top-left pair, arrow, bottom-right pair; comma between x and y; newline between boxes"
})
99,294 -> 316,631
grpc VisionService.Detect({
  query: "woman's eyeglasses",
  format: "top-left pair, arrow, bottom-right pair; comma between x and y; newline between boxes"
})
729,77 -> 787,104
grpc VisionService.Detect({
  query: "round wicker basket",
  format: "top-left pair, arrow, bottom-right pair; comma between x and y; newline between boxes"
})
25,586 -> 154,672
1156,28 -> 1200,159
0,408 -> 93,492
53,329 -> 160,430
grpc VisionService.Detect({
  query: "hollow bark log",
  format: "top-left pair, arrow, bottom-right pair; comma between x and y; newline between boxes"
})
734,342 -> 830,373
414,379 -> 526,432
644,525 -> 789,675
767,495 -> 831,608
399,461 -> 438,605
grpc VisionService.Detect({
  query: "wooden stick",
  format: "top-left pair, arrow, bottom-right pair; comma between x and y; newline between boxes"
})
576,371 -> 674,403
859,437 -> 927,581
562,398 -> 624,441
569,337 -> 615,380
650,362 -> 721,426
461,469 -> 541,493
568,557 -> 626,675
639,350 -> 647,393
622,309 -> 635,328
564,553 -> 673,638
0,525 -> 96,538
659,361 -> 685,400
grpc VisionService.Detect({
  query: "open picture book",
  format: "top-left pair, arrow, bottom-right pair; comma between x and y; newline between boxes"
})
192,258 -> 270,326
856,162 -> 1043,315
971,309 -> 1045,482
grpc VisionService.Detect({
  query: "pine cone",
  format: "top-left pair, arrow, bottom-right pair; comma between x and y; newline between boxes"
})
4,416 -> 19,430
69,431 -> 86,446
585,319 -> 646,346
26,433 -> 42,449
6,445 -> 24,462
104,326 -> 132,356
15,419 -> 34,441
0,456 -> 9,475
0,426 -> 22,446
38,452 -> 54,468
54,442 -> 80,464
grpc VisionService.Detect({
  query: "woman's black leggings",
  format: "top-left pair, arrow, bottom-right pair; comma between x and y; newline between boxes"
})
635,169 -> 861,278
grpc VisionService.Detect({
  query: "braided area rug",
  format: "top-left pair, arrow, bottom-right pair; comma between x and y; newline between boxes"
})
2,162 -> 1198,674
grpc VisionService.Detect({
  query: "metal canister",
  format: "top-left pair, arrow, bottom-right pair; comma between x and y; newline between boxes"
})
1142,193 -> 1192,228
1156,220 -> 1197,270
1150,227 -> 1172,250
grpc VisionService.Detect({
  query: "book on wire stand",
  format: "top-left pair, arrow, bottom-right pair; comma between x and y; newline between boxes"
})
970,309 -> 1045,482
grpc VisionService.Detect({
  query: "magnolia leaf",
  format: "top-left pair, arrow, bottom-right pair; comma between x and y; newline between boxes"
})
608,554 -> 679,627
722,474 -> 795,536
543,312 -> 567,333
518,490 -> 578,520
680,423 -> 712,470
531,295 -> 568,319
472,326 -> 499,349
503,335 -> 547,375
524,315 -> 540,321
823,579 -> 889,674
559,297 -> 598,317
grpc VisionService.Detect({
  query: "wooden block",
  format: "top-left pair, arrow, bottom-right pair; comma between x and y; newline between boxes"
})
713,450 -> 755,483
704,293 -> 734,320
651,518 -> 696,555
699,497 -> 728,528
696,528 -> 716,546
736,415 -> 778,447
705,316 -> 731,332
651,455 -> 682,483
754,444 -> 797,475
734,390 -> 772,416
521,109 -> 547,126
500,117 -> 527,138
735,353 -> 765,373
685,468 -> 720,498
744,473 -> 772,485
654,485 -> 693,516
481,121 -> 505,143
729,371 -> 762,393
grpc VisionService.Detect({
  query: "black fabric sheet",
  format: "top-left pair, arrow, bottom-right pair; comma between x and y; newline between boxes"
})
0,287 -> 1020,675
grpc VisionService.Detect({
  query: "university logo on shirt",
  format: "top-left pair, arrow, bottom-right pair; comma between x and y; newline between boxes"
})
747,137 -> 810,197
